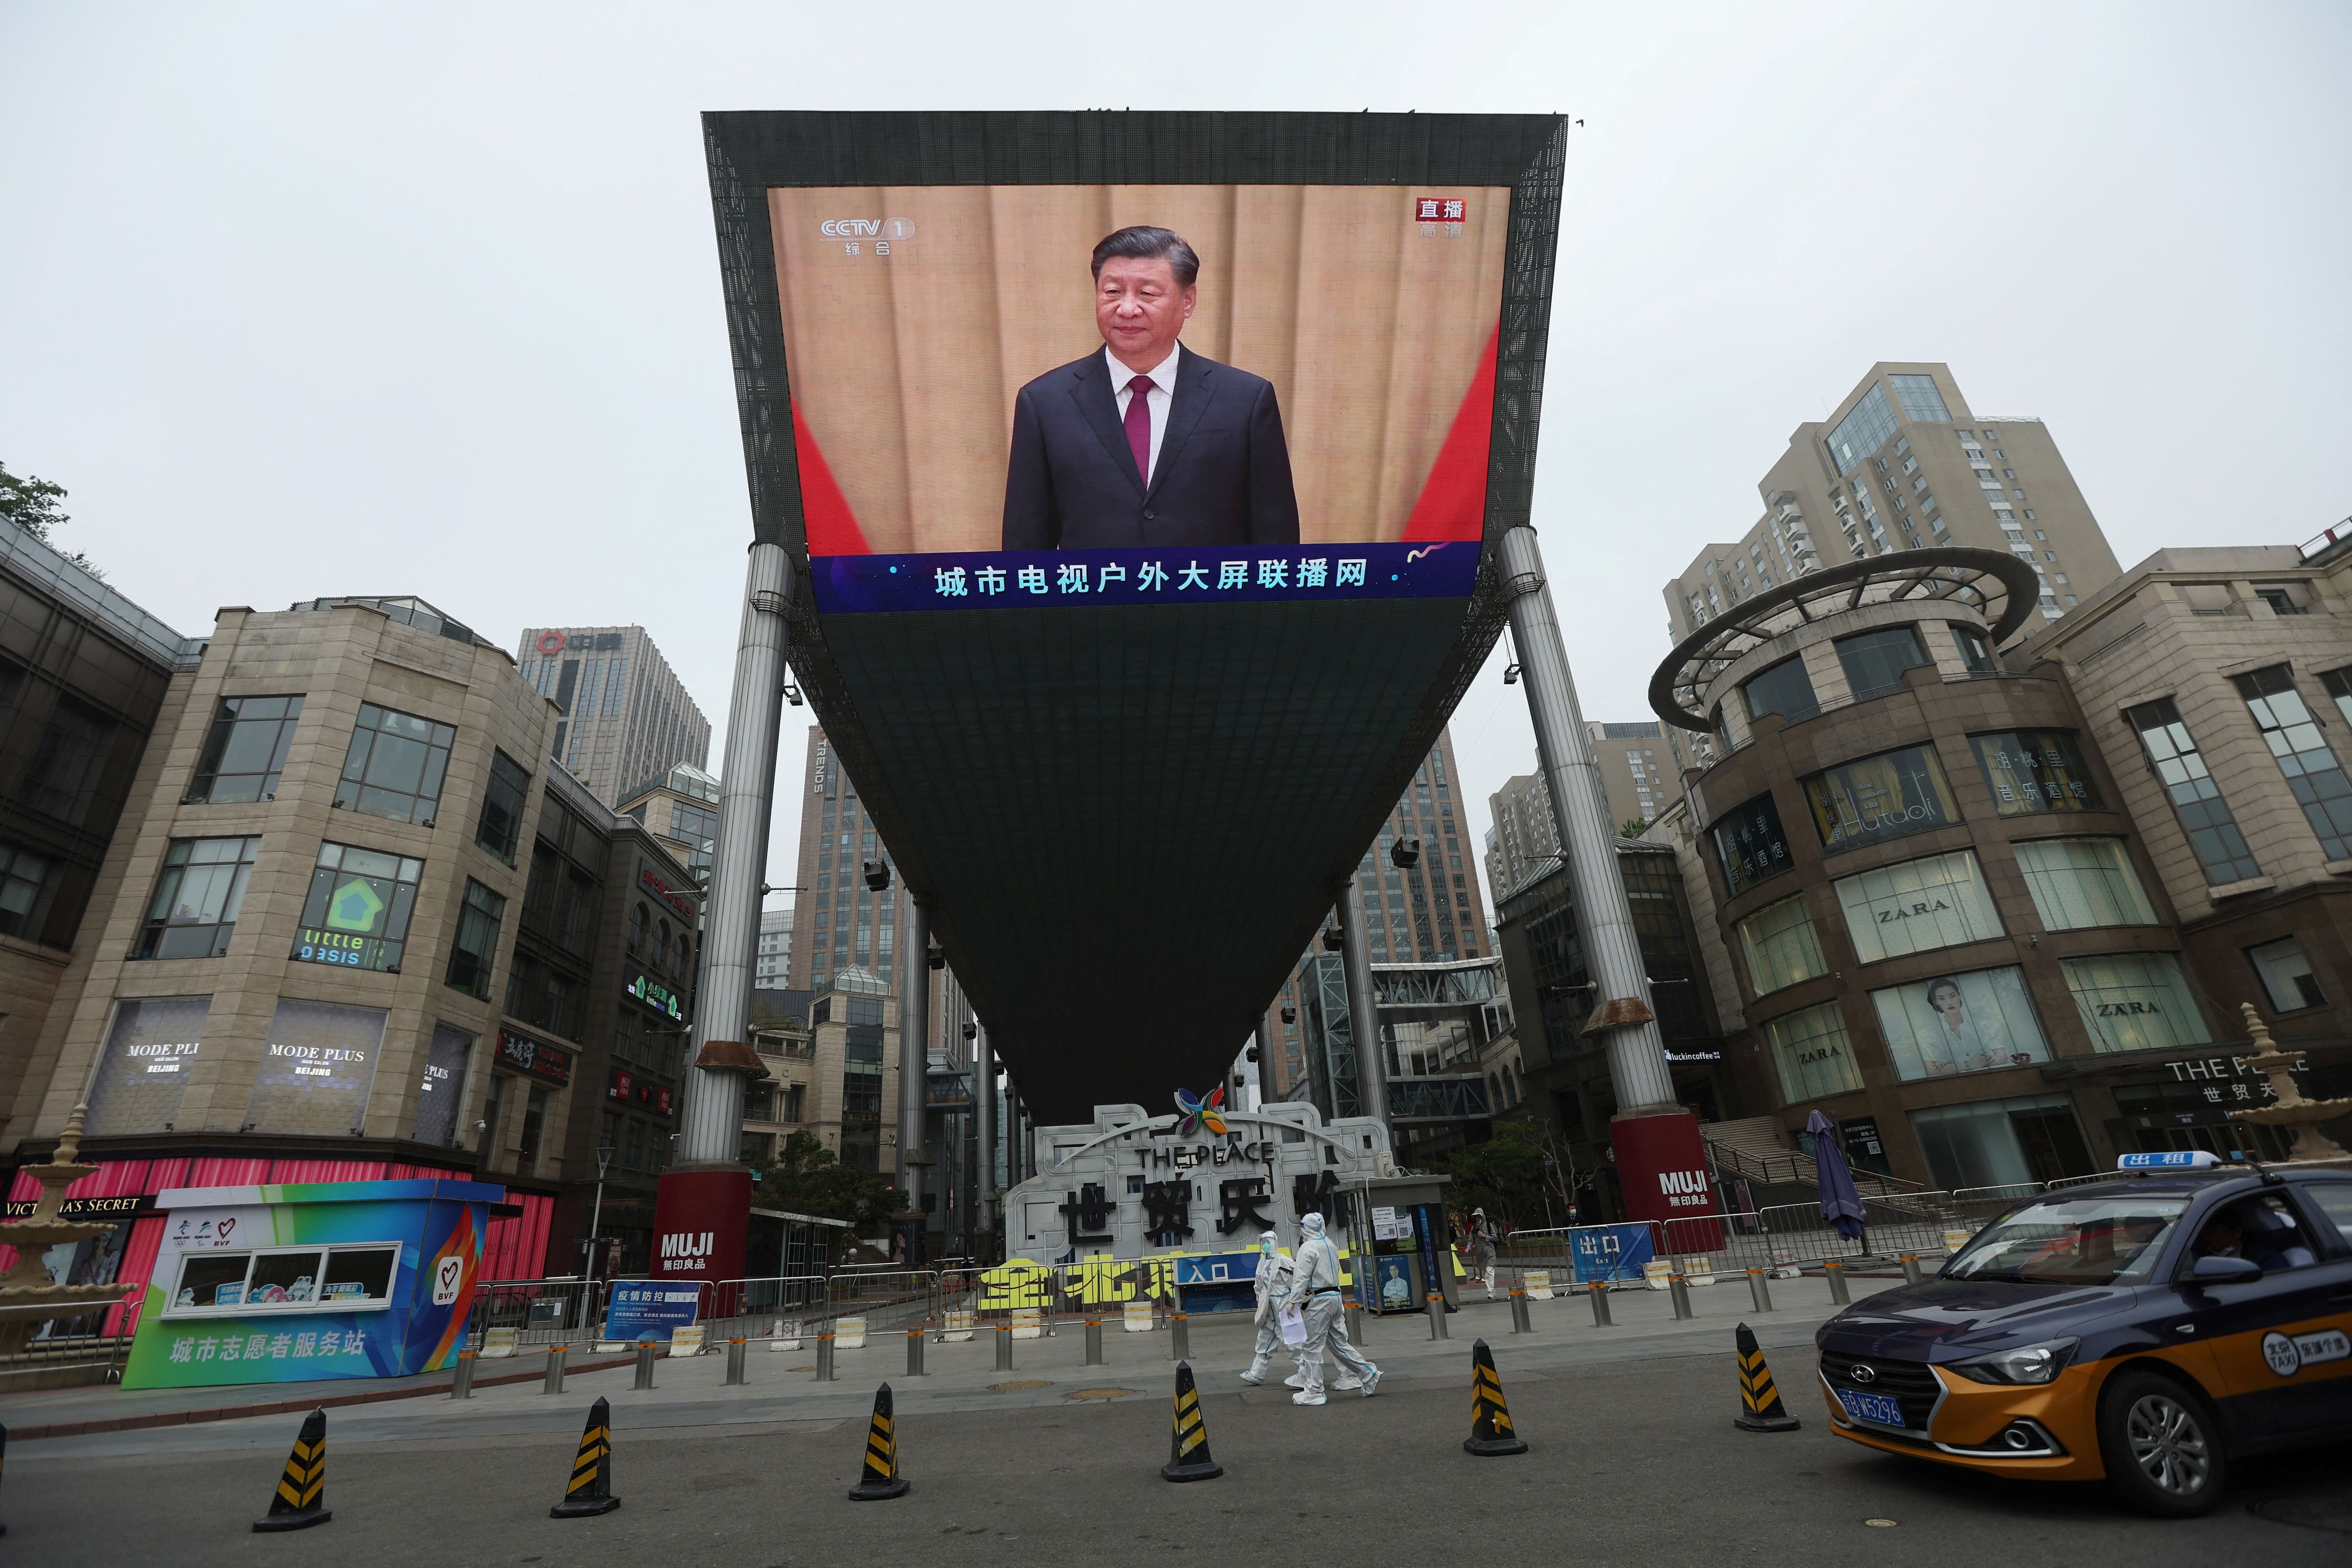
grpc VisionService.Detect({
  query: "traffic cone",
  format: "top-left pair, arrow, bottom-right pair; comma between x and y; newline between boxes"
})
1733,1322 -> 1801,1433
1161,1360 -> 1223,1482
252,1407 -> 332,1532
1463,1339 -> 1527,1457
848,1382 -> 910,1500
549,1396 -> 621,1517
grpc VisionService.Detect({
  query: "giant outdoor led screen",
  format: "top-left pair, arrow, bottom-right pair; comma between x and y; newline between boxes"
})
776,183 -> 1507,612
703,113 -> 1565,1114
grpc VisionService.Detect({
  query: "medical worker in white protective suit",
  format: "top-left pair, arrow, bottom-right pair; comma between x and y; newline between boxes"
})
1288,1211 -> 1381,1405
1240,1230 -> 1296,1385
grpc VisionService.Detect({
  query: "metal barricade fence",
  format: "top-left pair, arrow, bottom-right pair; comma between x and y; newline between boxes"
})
699,1274 -> 830,1345
469,1277 -> 607,1350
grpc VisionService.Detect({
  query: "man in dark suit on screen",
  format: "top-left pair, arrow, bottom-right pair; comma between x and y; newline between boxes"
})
1001,225 -> 1300,551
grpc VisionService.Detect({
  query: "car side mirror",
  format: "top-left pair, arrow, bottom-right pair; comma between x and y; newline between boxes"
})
2188,1254 -> 2262,1284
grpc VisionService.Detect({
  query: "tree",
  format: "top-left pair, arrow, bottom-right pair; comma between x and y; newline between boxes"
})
1618,817 -> 1649,839
1431,1121 -> 1549,1231
750,1129 -> 897,1243
0,462 -> 102,578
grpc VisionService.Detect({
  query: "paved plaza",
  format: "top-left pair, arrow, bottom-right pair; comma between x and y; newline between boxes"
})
6,1282 -> 2345,1565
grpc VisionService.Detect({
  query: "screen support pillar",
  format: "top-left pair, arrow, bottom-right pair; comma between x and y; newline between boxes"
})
975,1025 -> 997,1249
657,541 -> 792,1289
1499,526 -> 1716,1228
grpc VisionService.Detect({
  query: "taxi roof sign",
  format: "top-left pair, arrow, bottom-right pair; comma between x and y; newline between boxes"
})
2118,1150 -> 2222,1171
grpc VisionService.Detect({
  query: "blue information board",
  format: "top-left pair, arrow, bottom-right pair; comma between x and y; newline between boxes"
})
603,1281 -> 703,1343
1570,1224 -> 1654,1285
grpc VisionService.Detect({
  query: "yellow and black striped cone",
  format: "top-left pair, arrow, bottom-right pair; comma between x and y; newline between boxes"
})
1161,1359 -> 1223,1482
1463,1339 -> 1527,1457
252,1407 -> 331,1531
848,1381 -> 910,1500
1733,1322 -> 1801,1433
549,1396 -> 621,1517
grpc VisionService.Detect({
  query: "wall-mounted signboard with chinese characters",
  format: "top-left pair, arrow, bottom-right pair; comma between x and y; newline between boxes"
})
121,1178 -> 501,1389
625,971 -> 686,1023
495,1028 -> 573,1088
997,1099 -> 1389,1277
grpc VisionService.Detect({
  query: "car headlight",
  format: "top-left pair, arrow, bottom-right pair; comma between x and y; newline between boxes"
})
1946,1337 -> 2078,1385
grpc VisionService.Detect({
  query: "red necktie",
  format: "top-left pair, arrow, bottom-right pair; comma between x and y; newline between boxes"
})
1124,374 -> 1154,486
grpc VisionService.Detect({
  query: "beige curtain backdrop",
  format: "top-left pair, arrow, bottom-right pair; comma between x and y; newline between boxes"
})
769,184 -> 1510,553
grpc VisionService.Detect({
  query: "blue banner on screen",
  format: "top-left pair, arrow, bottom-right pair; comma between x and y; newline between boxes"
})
1571,1224 -> 1654,1285
812,541 -> 1479,614
603,1281 -> 702,1343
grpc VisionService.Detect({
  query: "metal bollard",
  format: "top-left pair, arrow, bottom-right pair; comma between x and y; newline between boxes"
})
1668,1270 -> 1694,1321
1345,1304 -> 1367,1345
1083,1316 -> 1104,1366
1509,1287 -> 1532,1334
633,1337 -> 657,1390
450,1347 -> 476,1399
726,1337 -> 748,1385
1900,1253 -> 1923,1286
1825,1259 -> 1851,1305
907,1327 -> 927,1377
1426,1292 -> 1449,1340
995,1321 -> 1015,1370
1169,1311 -> 1190,1364
542,1343 -> 567,1394
1588,1281 -> 1615,1328
1746,1266 -> 1774,1314
815,1331 -> 836,1382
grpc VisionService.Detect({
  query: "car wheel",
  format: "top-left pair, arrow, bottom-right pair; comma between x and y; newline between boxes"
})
2096,1369 -> 2228,1518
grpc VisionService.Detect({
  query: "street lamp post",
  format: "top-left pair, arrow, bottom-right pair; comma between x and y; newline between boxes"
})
585,1139 -> 614,1286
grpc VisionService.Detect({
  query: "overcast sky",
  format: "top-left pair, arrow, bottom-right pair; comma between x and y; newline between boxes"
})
4,2 -> 2345,922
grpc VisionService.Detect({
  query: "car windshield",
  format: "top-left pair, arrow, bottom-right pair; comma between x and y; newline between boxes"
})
1946,1196 -> 2189,1286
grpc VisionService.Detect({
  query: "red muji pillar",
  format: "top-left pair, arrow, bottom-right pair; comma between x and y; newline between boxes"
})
1611,1108 -> 1726,1253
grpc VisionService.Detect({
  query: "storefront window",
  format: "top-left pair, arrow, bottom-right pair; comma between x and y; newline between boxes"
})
2246,936 -> 2326,1013
84,995 -> 212,1137
165,1244 -> 399,1316
2060,953 -> 2211,1054
334,703 -> 456,826
2012,837 -> 2157,930
1910,1094 -> 2093,1191
245,999 -> 388,1137
1711,792 -> 1794,896
1833,625 -> 1930,700
184,695 -> 304,804
135,836 -> 260,959
1871,966 -> 2050,1080
1762,1001 -> 1864,1103
411,1022 -> 473,1146
1834,849 -> 2002,963
1742,654 -> 1819,726
1969,730 -> 2099,817
445,879 -> 507,999
294,842 -> 422,973
1801,745 -> 1960,854
1735,894 -> 1825,995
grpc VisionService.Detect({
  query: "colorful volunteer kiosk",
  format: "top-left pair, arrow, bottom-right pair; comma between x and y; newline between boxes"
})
120,1178 -> 502,1389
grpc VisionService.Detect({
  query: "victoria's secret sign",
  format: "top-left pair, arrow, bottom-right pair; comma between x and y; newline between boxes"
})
496,1028 -> 573,1087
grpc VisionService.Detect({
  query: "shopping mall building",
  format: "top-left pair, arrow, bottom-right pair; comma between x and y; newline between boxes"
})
0,510 -> 704,1306
1644,543 -> 2352,1194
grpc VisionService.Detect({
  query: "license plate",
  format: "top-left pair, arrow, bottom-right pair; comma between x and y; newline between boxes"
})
1836,1387 -> 1906,1427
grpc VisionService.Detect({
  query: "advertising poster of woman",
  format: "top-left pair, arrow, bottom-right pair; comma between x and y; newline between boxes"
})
1872,967 -> 2050,1081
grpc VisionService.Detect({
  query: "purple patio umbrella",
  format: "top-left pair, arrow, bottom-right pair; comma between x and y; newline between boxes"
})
1807,1110 -> 1867,1243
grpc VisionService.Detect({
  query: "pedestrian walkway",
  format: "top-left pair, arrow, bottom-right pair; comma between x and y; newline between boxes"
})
10,1270 -> 1902,1460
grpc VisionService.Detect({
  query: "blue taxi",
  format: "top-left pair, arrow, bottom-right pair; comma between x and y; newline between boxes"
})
1813,1152 -> 2352,1516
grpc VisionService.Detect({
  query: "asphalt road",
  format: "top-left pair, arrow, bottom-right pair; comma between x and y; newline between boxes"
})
10,1346 -> 2346,1567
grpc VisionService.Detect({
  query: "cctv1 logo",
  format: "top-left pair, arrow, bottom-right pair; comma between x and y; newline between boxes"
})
818,217 -> 916,240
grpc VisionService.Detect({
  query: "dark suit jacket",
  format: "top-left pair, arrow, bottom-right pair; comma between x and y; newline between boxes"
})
1000,347 -> 1301,551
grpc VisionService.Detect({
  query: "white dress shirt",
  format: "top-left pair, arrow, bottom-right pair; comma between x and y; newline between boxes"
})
1106,341 -> 1181,485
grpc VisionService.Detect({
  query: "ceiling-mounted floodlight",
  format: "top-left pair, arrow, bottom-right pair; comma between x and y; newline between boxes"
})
1321,925 -> 1343,953
1391,837 -> 1422,869
863,859 -> 891,893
